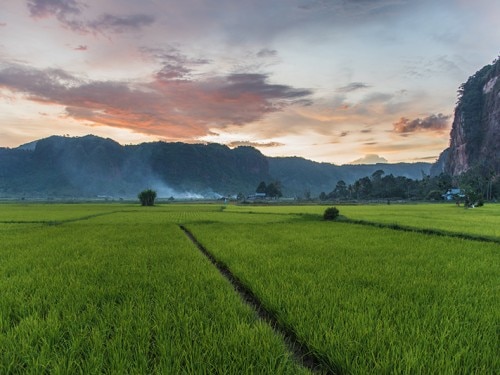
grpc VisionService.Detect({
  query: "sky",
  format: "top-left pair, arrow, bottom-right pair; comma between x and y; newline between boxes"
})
0,0 -> 498,165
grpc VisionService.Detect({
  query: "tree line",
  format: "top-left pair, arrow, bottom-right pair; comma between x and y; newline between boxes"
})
316,168 -> 499,203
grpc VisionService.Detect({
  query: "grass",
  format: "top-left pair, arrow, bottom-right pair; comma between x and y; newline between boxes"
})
0,202 -> 498,373
187,219 -> 500,373
0,216 -> 307,374
225,203 -> 500,240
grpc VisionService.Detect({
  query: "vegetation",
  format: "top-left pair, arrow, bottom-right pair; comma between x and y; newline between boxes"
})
0,203 -> 498,373
189,219 -> 499,373
225,203 -> 500,241
255,181 -> 283,198
317,169 -> 500,202
323,206 -> 339,221
0,207 -> 306,374
445,57 -> 499,181
455,62 -> 494,160
138,189 -> 157,206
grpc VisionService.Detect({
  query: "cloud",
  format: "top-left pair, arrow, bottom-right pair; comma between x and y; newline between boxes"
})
27,0 -> 82,19
141,46 -> 210,81
329,91 -> 398,118
336,82 -> 370,93
393,113 -> 450,134
0,63 -> 312,139
297,0 -> 406,20
226,140 -> 284,148
222,73 -> 312,102
88,13 -> 155,33
415,156 -> 439,161
27,0 -> 154,34
27,0 -> 86,31
256,48 -> 278,58
349,154 -> 388,164
404,56 -> 465,79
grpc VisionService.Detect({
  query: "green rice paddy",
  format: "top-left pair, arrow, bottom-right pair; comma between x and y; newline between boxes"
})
0,202 -> 498,374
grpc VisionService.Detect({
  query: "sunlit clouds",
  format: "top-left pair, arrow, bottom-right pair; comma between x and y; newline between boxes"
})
393,114 -> 451,135
0,63 -> 312,140
0,0 -> 499,164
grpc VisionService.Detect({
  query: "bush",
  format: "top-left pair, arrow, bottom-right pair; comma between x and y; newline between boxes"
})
426,190 -> 443,201
323,207 -> 339,221
138,189 -> 157,206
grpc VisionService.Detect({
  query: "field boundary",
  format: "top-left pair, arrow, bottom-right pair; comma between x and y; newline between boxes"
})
341,217 -> 500,244
0,210 -> 131,225
179,224 -> 338,375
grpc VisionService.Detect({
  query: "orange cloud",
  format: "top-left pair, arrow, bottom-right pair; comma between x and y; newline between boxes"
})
0,63 -> 312,140
393,114 -> 451,134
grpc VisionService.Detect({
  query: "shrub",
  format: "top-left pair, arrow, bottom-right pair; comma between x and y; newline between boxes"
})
138,189 -> 157,206
426,190 -> 443,201
323,207 -> 339,221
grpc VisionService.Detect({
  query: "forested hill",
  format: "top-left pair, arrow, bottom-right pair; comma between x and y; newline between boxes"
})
433,58 -> 499,177
0,135 -> 430,198
0,135 -> 271,198
268,157 -> 430,196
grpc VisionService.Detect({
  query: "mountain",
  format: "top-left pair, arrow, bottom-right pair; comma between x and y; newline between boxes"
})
268,157 -> 430,196
439,58 -> 500,176
0,135 -> 271,198
0,135 -> 431,199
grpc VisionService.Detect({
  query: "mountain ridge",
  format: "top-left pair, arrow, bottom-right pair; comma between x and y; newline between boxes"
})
0,134 -> 430,198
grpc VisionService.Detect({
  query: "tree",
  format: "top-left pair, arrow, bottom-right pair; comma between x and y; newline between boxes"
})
355,176 -> 372,199
138,189 -> 157,206
266,181 -> 282,198
371,169 -> 385,181
333,180 -> 348,199
256,181 -> 267,194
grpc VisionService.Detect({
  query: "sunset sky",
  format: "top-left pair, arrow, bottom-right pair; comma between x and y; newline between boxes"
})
0,0 -> 498,164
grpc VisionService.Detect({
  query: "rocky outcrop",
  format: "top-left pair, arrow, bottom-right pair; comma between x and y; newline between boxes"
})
444,58 -> 500,176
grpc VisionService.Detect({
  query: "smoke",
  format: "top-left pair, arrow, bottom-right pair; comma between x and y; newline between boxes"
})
144,178 -> 223,200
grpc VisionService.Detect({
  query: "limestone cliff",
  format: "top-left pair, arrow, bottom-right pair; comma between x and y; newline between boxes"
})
444,58 -> 500,176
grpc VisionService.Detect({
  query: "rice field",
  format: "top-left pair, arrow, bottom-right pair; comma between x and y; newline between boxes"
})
0,202 -> 498,374
224,203 -> 500,241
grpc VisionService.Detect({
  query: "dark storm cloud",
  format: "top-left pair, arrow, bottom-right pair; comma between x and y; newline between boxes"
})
393,113 -> 450,134
0,63 -> 312,137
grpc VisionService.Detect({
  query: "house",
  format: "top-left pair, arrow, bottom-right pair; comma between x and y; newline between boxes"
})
246,193 -> 266,200
442,188 -> 465,201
